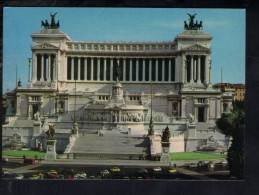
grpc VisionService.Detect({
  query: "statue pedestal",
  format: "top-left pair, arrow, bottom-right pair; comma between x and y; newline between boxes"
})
187,124 -> 196,139
33,121 -> 41,135
45,140 -> 57,161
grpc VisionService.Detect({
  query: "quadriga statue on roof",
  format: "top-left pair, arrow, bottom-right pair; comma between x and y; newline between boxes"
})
41,12 -> 60,29
184,13 -> 203,30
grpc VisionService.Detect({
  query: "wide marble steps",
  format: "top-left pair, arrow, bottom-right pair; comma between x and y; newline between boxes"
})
68,133 -> 150,160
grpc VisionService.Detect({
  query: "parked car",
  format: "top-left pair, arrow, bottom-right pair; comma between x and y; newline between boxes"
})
57,174 -> 65,179
100,169 -> 110,175
207,161 -> 215,169
110,167 -> 120,172
89,175 -> 95,179
188,163 -> 198,168
137,168 -> 148,174
7,173 -> 24,179
2,168 -> 9,176
153,167 -> 162,172
168,168 -> 177,174
2,157 -> 9,163
123,176 -> 129,179
48,170 -> 58,175
24,158 -> 35,164
74,172 -> 87,179
220,160 -> 228,167
197,161 -> 206,167
76,172 -> 87,178
29,174 -> 41,180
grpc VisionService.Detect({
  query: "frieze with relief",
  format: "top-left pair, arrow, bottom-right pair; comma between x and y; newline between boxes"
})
32,42 -> 60,50
182,44 -> 210,52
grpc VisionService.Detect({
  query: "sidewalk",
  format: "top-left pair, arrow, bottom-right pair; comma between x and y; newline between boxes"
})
42,158 -> 170,167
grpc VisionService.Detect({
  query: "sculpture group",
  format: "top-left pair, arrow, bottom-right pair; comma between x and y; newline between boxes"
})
184,13 -> 203,30
41,12 -> 60,29
46,124 -> 55,140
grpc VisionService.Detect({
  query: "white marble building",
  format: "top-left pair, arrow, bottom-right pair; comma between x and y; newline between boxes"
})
3,14 -> 233,152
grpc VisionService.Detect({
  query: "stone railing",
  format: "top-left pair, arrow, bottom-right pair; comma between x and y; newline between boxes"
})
67,42 -> 176,52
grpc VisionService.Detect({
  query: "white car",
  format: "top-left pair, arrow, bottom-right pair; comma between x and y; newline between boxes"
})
9,173 -> 24,179
188,163 -> 198,168
153,167 -> 162,172
76,172 -> 87,178
2,157 -> 8,162
220,160 -> 228,167
100,169 -> 110,175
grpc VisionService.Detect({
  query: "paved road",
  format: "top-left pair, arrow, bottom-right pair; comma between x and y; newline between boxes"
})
3,157 -> 226,180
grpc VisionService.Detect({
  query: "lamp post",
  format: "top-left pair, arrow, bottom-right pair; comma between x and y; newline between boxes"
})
28,58 -> 32,82
148,81 -> 154,136
74,79 -> 77,121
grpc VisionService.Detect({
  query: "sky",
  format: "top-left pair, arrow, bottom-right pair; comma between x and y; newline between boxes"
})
3,7 -> 245,93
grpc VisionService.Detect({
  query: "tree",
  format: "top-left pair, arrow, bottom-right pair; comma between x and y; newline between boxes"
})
216,108 -> 244,179
161,126 -> 171,143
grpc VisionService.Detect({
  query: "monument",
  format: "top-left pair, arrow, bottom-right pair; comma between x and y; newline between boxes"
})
3,13 -> 233,157
45,124 -> 57,161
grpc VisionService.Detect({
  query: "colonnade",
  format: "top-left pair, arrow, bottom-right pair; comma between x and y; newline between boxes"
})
185,55 -> 210,84
66,57 -> 176,82
32,53 -> 56,81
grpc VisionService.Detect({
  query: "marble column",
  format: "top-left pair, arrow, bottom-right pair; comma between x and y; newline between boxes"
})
197,56 -> 201,83
162,58 -> 165,81
169,58 -> 172,82
84,58 -> 87,80
71,57 -> 74,80
97,57 -> 100,81
155,58 -> 158,81
182,55 -> 186,83
142,58 -> 145,81
47,55 -> 51,81
104,58 -> 107,81
130,58 -> 132,81
110,58 -> 113,81
190,56 -> 194,83
40,55 -> 44,81
194,57 -> 197,82
78,57 -> 81,80
54,54 -> 57,81
123,58 -> 126,81
136,58 -> 139,81
91,57 -> 94,81
149,58 -> 152,81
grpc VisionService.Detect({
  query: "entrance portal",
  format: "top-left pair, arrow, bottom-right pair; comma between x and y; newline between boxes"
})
198,107 -> 205,122
32,105 -> 39,117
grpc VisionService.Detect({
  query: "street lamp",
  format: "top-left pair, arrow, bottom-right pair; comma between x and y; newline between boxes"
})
74,79 -> 77,121
28,58 -> 32,82
148,81 -> 154,136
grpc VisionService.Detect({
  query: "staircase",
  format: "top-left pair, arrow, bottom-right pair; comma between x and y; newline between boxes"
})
68,133 -> 150,160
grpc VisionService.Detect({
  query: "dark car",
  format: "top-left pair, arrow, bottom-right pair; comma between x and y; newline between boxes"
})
197,161 -> 206,167
137,168 -> 148,174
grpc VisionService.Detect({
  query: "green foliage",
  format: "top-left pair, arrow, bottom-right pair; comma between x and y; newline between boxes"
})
2,150 -> 46,158
161,126 -> 171,142
216,104 -> 244,179
170,152 -> 226,160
